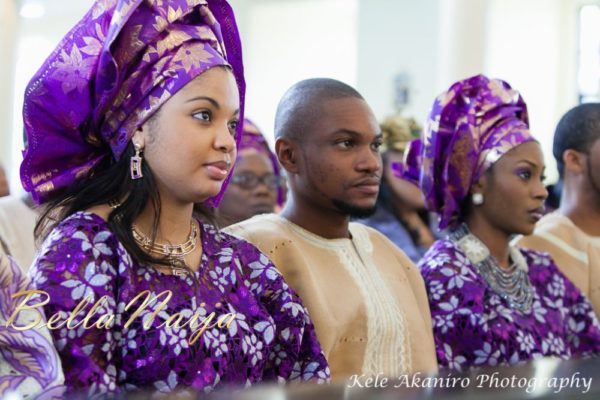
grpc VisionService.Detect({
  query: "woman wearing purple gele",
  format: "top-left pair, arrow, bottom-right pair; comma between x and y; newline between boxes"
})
21,0 -> 328,396
416,75 -> 600,371
216,118 -> 286,227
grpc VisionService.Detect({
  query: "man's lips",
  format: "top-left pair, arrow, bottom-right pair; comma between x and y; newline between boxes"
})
352,178 -> 381,195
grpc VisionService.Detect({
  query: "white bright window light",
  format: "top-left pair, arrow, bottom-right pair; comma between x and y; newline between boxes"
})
19,0 -> 46,19
578,4 -> 600,102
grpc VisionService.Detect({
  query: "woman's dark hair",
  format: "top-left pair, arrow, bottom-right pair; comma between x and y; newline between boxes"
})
35,132 -> 217,269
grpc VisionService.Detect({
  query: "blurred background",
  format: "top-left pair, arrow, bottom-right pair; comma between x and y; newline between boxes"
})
1,0 -> 599,196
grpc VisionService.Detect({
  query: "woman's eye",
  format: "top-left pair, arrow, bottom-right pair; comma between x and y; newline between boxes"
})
372,140 -> 383,151
517,170 -> 532,180
228,120 -> 239,132
193,111 -> 211,121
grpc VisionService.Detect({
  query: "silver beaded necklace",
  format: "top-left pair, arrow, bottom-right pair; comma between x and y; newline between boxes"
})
450,224 -> 533,313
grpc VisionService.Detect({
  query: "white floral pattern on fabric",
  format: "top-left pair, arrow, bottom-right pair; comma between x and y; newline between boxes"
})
418,239 -> 600,371
30,212 -> 329,396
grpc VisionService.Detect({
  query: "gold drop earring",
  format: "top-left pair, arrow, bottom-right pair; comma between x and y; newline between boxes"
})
130,143 -> 144,180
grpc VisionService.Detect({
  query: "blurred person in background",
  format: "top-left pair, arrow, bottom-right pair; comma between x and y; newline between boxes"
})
0,243 -> 65,399
0,193 -> 38,272
358,114 -> 435,262
0,163 -> 9,197
216,118 -> 286,227
0,162 -> 38,271
518,103 -> 600,317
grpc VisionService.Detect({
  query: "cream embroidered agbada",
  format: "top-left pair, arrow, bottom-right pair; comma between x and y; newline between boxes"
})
226,214 -> 437,381
517,212 -> 600,317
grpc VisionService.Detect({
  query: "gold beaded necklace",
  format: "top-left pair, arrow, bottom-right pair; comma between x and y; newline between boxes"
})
131,221 -> 198,277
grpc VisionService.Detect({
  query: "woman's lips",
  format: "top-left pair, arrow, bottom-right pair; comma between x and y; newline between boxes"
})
528,207 -> 545,222
204,161 -> 230,179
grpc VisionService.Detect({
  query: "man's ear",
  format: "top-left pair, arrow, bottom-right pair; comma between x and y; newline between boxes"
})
563,149 -> 585,174
275,137 -> 300,174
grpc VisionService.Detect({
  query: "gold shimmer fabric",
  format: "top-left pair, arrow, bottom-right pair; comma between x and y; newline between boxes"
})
517,212 -> 600,317
226,214 -> 437,381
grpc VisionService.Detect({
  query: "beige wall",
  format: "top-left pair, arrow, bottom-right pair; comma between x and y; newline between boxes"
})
0,0 -> 18,171
357,0 -> 441,124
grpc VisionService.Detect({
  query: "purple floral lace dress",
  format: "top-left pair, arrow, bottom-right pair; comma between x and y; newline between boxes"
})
418,239 -> 600,371
30,212 -> 329,396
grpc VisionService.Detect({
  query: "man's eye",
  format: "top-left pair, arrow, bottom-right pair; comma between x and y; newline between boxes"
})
193,111 -> 211,121
337,140 -> 353,149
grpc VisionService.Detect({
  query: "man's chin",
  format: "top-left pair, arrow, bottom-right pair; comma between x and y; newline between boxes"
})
332,198 -> 377,219
251,205 -> 275,215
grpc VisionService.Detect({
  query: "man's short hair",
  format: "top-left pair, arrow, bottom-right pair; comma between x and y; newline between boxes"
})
554,103 -> 600,176
274,78 -> 364,141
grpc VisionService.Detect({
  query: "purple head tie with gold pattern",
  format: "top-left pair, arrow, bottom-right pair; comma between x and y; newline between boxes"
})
20,0 -> 245,207
392,137 -> 424,187
420,74 -> 535,229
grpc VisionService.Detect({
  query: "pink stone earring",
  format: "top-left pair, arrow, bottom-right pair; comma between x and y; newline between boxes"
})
130,143 -> 143,180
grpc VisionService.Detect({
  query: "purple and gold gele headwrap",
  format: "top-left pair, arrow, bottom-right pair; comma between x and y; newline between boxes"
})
391,138 -> 423,187
238,119 -> 284,206
20,0 -> 245,207
420,74 -> 535,229
381,114 -> 423,186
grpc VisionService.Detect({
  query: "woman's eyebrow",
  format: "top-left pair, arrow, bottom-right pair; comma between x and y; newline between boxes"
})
186,96 -> 220,109
516,159 -> 541,169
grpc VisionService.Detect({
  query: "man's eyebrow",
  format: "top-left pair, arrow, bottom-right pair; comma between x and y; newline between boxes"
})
328,129 -> 362,136
329,129 -> 382,138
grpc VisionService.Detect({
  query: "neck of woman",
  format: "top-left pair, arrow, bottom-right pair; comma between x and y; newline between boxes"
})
135,196 -> 196,244
465,214 -> 511,269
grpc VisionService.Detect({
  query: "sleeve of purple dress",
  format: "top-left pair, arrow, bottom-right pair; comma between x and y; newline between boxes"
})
418,241 -> 488,371
564,284 -> 600,356
525,251 -> 600,357
29,220 -> 120,394
234,240 -> 330,383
